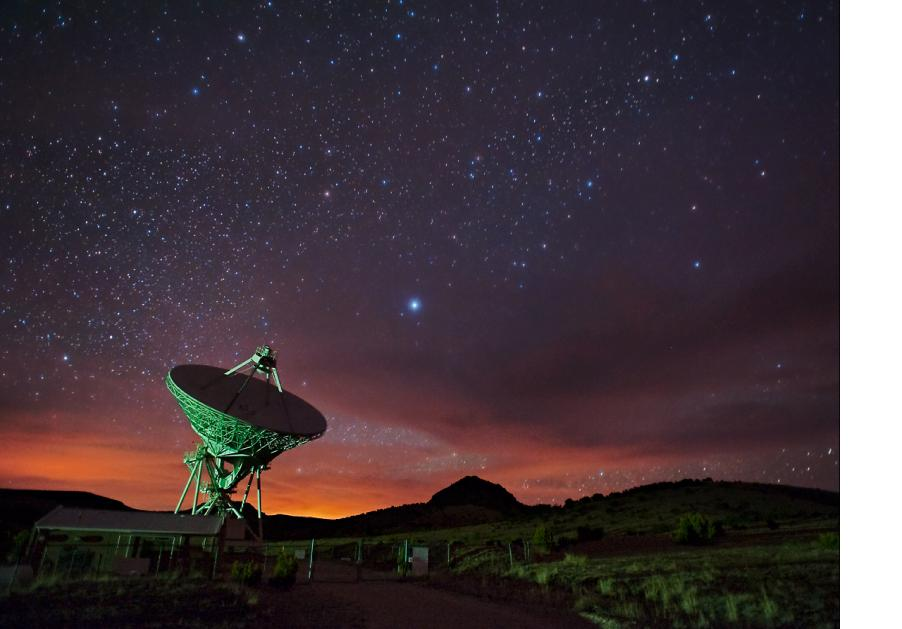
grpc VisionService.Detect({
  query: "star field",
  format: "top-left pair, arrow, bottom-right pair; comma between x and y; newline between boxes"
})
0,1 -> 838,517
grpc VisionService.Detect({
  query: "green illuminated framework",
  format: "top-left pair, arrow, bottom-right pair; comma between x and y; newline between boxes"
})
166,348 -> 318,539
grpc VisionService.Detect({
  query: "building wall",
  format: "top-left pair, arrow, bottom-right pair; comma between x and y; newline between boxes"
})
32,529 -> 219,578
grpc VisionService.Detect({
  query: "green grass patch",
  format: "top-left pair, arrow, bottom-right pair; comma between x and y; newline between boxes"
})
506,541 -> 838,627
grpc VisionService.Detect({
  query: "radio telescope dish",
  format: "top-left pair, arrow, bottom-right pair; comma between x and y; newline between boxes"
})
167,345 -> 326,538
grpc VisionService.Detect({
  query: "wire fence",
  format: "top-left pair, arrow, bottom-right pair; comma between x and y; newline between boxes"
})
2,535 -> 540,589
256,537 -> 536,582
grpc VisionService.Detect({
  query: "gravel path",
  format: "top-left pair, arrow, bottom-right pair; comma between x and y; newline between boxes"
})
266,580 -> 594,629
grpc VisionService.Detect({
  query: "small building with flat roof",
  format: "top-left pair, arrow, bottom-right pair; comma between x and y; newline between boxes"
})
30,507 -> 225,578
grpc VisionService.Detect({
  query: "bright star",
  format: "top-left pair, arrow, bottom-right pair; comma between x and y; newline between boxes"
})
692,260 -> 702,269
237,33 -> 246,43
408,298 -> 421,312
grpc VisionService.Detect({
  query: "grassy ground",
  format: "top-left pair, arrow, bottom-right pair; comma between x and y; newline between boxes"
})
517,540 -> 837,627
446,529 -> 839,628
1,530 -> 838,628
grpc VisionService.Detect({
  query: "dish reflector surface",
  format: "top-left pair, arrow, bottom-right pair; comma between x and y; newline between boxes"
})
168,364 -> 326,436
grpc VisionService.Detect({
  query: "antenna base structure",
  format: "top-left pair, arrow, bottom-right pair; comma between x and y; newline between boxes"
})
167,345 -> 326,540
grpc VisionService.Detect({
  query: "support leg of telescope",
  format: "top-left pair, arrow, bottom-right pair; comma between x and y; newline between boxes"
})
191,463 -> 202,515
175,460 -> 201,514
256,468 -> 264,540
239,472 -> 254,515
224,357 -> 254,376
200,457 -> 222,515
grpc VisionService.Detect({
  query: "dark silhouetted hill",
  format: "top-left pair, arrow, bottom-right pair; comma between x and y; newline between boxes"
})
264,477 -> 838,540
429,475 -> 522,512
265,476 -> 525,540
0,488 -> 134,552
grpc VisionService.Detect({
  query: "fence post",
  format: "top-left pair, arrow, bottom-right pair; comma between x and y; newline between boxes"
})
355,539 -> 363,582
66,549 -> 76,579
307,538 -> 315,581
211,540 -> 219,579
508,543 -> 514,570
399,539 -> 409,578
447,542 -> 451,567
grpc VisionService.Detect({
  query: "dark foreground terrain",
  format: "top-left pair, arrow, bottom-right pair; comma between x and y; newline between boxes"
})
0,578 -> 592,629
0,478 -> 838,627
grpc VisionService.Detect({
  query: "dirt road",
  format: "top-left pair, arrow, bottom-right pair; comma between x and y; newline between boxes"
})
265,580 -> 594,629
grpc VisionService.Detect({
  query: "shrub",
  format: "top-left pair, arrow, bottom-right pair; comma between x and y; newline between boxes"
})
230,560 -> 262,586
269,550 -> 299,587
562,553 -> 588,567
817,532 -> 839,551
534,565 -> 556,585
673,513 -> 719,545
5,530 -> 30,562
531,523 -> 555,550
760,587 -> 779,622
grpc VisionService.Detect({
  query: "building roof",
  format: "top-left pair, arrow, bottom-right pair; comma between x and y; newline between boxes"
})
35,506 -> 224,536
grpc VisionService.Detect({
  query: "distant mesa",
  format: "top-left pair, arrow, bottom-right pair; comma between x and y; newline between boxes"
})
429,475 -> 523,512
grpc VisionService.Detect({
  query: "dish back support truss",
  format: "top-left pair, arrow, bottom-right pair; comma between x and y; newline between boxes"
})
168,346 -> 314,539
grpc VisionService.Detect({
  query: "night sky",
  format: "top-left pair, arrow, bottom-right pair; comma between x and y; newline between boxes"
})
0,1 -> 838,518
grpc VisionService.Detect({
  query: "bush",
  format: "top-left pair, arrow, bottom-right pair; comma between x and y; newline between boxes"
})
534,565 -> 556,585
230,560 -> 262,586
5,530 -> 30,562
562,553 -> 588,567
673,513 -> 719,545
269,550 -> 299,587
531,523 -> 555,550
817,532 -> 839,550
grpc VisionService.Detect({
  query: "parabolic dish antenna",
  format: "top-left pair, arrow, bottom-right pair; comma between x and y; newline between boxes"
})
167,345 -> 326,538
